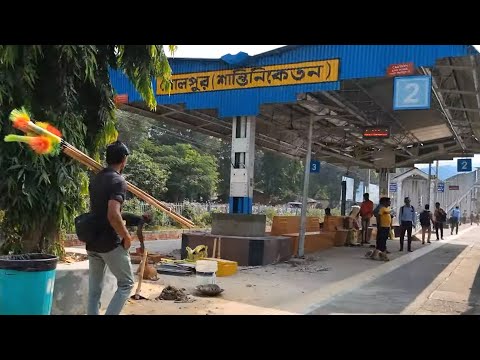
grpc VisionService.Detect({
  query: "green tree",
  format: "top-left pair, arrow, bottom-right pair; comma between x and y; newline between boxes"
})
143,141 -> 219,202
0,45 -> 175,254
255,151 -> 304,204
309,163 -> 344,207
215,140 -> 232,202
123,150 -> 169,200
116,110 -> 152,151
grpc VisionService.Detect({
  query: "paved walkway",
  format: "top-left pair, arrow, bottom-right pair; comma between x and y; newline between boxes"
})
70,225 -> 480,315
308,225 -> 480,315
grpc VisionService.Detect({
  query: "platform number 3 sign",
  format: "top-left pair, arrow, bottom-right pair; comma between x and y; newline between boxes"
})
457,158 -> 472,173
393,75 -> 432,111
310,160 -> 320,173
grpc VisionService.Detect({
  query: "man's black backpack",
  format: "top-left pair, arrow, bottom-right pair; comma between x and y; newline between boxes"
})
438,210 -> 447,223
420,211 -> 430,226
74,213 -> 100,244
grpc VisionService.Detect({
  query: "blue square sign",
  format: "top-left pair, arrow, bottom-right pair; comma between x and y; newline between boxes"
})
457,158 -> 472,172
310,160 -> 320,173
393,75 -> 432,110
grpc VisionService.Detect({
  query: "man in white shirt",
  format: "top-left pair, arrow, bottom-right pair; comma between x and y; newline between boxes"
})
399,197 -> 416,252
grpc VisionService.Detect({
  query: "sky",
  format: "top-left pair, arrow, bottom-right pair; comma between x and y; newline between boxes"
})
165,45 -> 480,168
165,45 -> 284,58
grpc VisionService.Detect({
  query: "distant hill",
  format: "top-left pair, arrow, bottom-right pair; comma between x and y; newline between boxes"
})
417,164 -> 467,181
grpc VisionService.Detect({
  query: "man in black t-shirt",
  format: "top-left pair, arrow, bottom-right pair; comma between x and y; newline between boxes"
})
87,141 -> 134,316
122,212 -> 153,253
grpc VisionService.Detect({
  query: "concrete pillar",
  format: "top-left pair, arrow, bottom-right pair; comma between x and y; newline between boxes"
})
229,116 -> 255,214
395,180 -> 403,225
365,169 -> 371,194
379,168 -> 389,198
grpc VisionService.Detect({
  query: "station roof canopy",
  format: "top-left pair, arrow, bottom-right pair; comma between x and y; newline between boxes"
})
111,45 -> 480,169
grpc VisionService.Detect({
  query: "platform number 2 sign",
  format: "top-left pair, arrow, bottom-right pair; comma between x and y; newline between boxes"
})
457,159 -> 472,173
393,75 -> 432,111
404,83 -> 420,104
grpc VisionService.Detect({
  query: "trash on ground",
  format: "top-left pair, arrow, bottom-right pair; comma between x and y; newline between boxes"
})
239,266 -> 263,271
157,286 -> 195,303
294,266 -> 330,273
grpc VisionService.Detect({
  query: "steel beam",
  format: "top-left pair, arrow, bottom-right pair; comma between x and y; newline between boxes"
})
446,107 -> 480,113
437,89 -> 478,95
420,67 -> 467,151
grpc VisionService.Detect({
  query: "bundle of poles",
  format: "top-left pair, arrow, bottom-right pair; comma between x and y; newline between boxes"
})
61,142 -> 195,228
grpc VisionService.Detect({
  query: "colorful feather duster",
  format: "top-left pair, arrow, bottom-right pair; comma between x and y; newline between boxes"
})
5,107 -> 62,155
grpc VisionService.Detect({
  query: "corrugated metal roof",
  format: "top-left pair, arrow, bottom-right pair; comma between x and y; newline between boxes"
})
110,45 -> 474,117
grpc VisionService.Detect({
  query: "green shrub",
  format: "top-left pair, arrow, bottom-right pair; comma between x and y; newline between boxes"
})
265,208 -> 277,226
306,208 -> 322,218
198,211 -> 213,226
181,204 -> 196,222
122,198 -> 142,214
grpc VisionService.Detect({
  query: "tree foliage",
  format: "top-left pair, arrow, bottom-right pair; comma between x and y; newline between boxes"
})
115,110 -> 152,152
142,141 -> 219,202
255,151 -> 304,204
0,45 -> 174,254
123,150 -> 169,200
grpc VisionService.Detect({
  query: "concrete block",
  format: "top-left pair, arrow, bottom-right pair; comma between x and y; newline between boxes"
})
211,214 -> 266,237
52,248 -> 116,315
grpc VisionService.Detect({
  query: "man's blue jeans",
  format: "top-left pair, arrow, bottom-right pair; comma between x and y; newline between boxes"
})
87,245 -> 134,315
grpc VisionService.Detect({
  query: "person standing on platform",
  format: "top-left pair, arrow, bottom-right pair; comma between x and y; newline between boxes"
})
450,206 -> 460,235
376,197 -> 391,260
420,204 -> 434,244
359,193 -> 374,245
434,202 -> 446,240
399,197 -> 416,252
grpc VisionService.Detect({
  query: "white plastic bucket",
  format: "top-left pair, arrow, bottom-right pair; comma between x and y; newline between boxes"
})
196,260 -> 217,286
196,260 -> 218,272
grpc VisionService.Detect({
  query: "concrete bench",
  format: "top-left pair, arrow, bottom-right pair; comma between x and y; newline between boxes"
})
271,216 -> 320,236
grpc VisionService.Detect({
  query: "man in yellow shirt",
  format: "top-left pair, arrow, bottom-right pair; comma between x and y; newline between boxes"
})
376,197 -> 391,256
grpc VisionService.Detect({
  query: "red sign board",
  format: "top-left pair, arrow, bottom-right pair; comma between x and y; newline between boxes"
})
448,185 -> 460,190
114,94 -> 129,105
362,126 -> 390,139
387,62 -> 414,77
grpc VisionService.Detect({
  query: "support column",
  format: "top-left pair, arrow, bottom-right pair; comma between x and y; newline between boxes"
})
229,116 -> 255,214
379,168 -> 389,198
434,160 -> 439,205
427,163 -> 432,209
298,115 -> 314,258
365,169 -> 371,194
396,180 -> 403,225
341,180 -> 347,216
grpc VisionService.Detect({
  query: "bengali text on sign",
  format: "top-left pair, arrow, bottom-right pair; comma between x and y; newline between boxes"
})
156,59 -> 340,95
